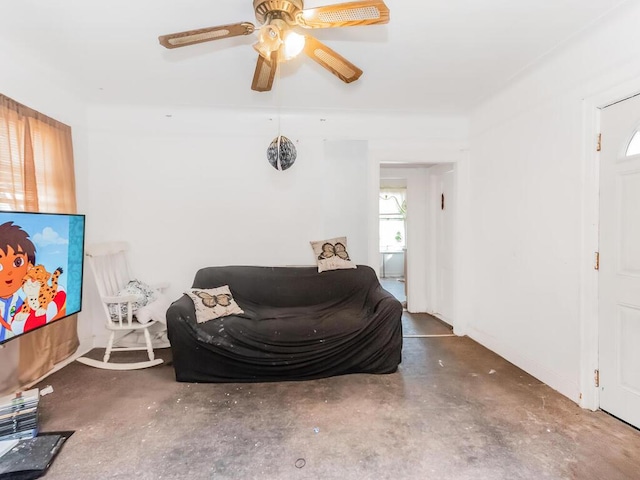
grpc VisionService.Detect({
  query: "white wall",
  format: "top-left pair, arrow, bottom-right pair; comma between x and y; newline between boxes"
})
323,140 -> 369,262
85,107 -> 467,342
466,1 -> 640,404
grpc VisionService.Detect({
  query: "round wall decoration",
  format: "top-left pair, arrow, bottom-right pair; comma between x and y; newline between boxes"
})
267,135 -> 297,171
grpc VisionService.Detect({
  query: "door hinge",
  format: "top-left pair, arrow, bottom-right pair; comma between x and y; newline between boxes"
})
594,369 -> 600,388
595,251 -> 600,271
597,133 -> 602,152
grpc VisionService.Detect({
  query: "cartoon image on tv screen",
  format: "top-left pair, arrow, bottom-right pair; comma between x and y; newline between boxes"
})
0,220 -> 70,342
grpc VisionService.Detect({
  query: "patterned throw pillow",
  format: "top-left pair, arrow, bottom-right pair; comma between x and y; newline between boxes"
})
109,280 -> 158,319
185,285 -> 244,324
309,236 -> 357,273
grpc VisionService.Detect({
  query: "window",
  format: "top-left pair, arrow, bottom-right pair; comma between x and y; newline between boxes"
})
0,93 -> 79,390
626,130 -> 640,157
0,115 -> 23,209
0,94 -> 76,213
379,188 -> 406,251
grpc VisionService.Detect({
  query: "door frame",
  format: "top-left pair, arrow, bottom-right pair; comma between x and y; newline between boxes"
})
427,163 -> 456,324
581,79 -> 640,410
370,155 -> 469,335
377,165 -> 430,313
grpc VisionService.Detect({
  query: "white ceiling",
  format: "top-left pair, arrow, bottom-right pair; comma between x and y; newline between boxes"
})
0,0 -> 629,114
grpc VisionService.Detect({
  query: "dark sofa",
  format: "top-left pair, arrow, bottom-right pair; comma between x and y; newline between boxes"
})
166,265 -> 403,382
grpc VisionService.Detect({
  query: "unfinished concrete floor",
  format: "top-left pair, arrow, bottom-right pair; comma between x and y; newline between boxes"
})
35,313 -> 640,480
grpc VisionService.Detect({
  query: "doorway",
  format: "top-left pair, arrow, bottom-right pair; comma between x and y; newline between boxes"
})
378,163 -> 457,317
598,93 -> 640,429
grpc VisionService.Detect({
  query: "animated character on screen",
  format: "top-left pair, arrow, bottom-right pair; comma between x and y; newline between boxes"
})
16,264 -> 66,333
0,221 -> 66,340
0,222 -> 34,341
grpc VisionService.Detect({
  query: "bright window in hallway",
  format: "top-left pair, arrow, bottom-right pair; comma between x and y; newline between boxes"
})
379,188 -> 406,251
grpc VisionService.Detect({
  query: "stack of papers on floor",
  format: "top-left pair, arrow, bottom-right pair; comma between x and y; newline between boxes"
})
0,388 -> 39,442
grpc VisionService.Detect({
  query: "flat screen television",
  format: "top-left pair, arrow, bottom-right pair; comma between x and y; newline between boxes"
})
0,211 -> 85,345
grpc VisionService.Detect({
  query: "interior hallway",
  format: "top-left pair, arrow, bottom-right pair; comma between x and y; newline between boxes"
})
34,313 -> 640,480
380,276 -> 406,306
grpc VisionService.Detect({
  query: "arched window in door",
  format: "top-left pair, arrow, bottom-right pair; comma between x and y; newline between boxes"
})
626,130 -> 640,156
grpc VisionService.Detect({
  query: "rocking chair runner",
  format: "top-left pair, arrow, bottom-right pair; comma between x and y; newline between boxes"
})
77,241 -> 169,370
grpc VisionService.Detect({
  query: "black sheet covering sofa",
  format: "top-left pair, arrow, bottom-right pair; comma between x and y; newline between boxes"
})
166,265 -> 403,382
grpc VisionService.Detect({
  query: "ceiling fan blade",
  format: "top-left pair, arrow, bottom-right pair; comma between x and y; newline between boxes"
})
251,51 -> 279,92
159,22 -> 255,49
297,1 -> 389,29
303,36 -> 363,83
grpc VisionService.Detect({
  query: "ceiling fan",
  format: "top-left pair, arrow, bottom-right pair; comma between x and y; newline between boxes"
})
158,0 -> 390,92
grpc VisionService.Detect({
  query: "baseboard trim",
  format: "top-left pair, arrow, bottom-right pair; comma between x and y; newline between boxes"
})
465,326 -> 580,404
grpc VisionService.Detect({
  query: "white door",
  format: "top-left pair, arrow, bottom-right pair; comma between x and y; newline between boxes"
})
599,93 -> 640,428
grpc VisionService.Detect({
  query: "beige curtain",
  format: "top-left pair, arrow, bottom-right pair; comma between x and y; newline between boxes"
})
0,94 -> 79,391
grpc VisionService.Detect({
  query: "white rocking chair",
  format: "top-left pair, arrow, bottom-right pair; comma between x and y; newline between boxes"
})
77,241 -> 169,370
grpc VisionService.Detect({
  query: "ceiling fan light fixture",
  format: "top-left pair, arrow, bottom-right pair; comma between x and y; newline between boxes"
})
282,31 -> 306,60
158,0 -> 390,90
253,24 -> 282,58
